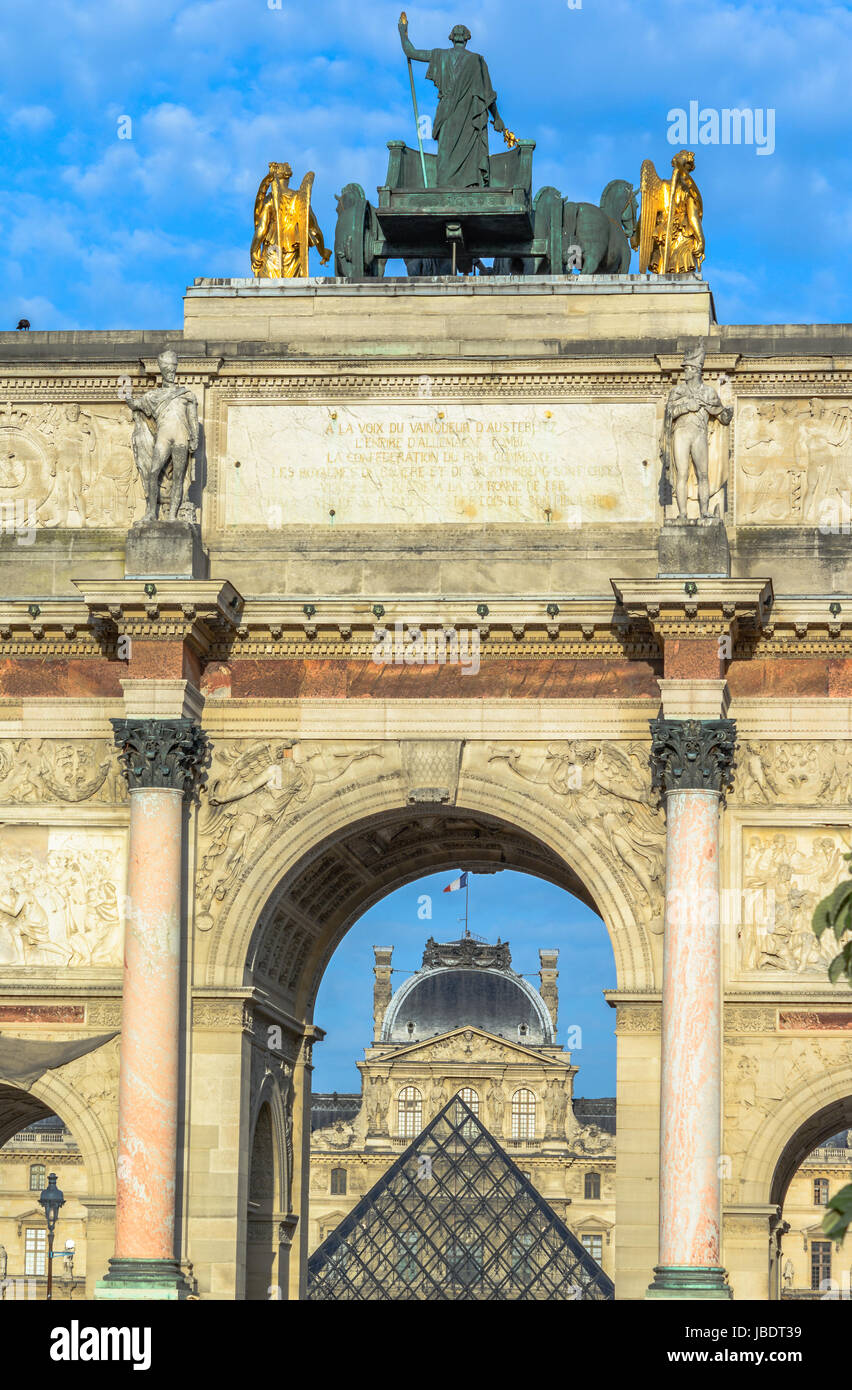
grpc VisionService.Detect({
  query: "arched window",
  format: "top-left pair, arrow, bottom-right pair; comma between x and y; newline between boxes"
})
29,1163 -> 45,1192
457,1087 -> 479,1116
584,1171 -> 601,1200
398,1086 -> 422,1138
512,1089 -> 536,1140
330,1167 -> 347,1196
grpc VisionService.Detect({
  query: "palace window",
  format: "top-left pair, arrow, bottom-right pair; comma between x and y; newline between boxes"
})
511,1231 -> 535,1281
29,1163 -> 46,1192
453,1087 -> 479,1137
397,1086 -> 422,1139
814,1177 -> 829,1206
811,1240 -> 832,1291
24,1228 -> 47,1276
581,1234 -> 603,1264
512,1089 -> 536,1140
584,1172 -> 601,1200
330,1167 -> 347,1196
397,1231 -> 419,1283
445,1239 -> 483,1289
457,1087 -> 479,1115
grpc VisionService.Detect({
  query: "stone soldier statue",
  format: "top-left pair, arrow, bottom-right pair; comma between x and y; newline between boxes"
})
127,348 -> 199,523
398,16 -> 508,187
662,341 -> 733,521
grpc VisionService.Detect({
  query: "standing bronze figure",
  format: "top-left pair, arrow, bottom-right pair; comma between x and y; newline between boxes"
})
398,16 -> 509,188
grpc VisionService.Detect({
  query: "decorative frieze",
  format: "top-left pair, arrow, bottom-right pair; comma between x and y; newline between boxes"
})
724,1006 -> 777,1034
615,1004 -> 662,1033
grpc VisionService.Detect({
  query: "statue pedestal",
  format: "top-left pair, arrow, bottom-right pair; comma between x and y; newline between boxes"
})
125,519 -> 208,579
657,517 -> 730,579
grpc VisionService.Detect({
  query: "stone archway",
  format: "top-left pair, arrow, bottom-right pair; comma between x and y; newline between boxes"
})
197,790 -> 650,1299
248,805 -> 608,1018
0,1074 -> 116,1297
769,1096 -> 852,1210
770,1095 -> 852,1301
188,741 -> 666,1298
201,767 -> 659,1001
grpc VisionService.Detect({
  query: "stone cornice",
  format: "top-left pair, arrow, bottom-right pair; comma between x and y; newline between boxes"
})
611,577 -> 773,646
75,579 -> 243,660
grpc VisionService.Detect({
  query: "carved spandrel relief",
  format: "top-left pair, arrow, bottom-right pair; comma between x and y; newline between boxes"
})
0,826 -> 125,967
196,739 -> 385,929
736,398 -> 852,526
0,740 -> 127,805
485,741 -> 665,933
0,401 -> 145,531
734,741 -> 852,804
723,1037 -> 851,1170
738,828 -> 852,975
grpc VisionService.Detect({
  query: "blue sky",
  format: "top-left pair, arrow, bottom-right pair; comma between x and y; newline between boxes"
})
3,0 -> 852,330
312,869 -> 617,1097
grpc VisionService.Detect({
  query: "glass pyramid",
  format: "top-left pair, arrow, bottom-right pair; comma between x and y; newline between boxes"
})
307,1095 -> 615,1301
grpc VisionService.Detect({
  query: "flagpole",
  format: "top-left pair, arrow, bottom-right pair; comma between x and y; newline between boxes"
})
465,875 -> 470,938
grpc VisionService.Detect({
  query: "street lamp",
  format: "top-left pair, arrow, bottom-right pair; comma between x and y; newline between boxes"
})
38,1173 -> 65,1302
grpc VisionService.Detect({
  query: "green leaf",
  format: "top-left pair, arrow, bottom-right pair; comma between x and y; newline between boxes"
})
813,879 -> 852,938
813,899 -> 832,940
823,1184 -> 852,1242
827,943 -> 852,985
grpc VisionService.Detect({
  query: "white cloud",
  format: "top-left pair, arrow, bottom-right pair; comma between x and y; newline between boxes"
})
7,105 -> 54,134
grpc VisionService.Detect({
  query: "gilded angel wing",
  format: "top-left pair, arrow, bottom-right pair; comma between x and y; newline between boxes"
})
254,173 -> 273,230
298,171 -> 315,276
637,159 -> 666,274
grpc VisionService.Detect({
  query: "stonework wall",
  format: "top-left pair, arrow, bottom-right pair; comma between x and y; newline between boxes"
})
0,280 -> 850,1299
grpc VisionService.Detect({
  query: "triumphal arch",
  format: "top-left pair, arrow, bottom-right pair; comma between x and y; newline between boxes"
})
2,66 -> 852,1297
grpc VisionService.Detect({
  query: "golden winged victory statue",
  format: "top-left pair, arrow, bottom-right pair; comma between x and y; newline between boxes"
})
250,162 -> 332,278
633,149 -> 705,274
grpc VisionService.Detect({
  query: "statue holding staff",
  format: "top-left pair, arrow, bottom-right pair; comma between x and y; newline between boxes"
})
398,16 -> 513,188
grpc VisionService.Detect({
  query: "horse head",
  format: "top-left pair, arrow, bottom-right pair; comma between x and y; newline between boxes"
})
600,179 -> 639,238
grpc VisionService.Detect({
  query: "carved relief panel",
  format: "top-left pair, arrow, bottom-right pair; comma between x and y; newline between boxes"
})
0,740 -> 127,805
0,400 -> 145,530
0,824 -> 126,967
731,822 -> 852,978
735,397 -> 852,526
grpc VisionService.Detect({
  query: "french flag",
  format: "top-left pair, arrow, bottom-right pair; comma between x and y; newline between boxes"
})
443,871 -> 468,894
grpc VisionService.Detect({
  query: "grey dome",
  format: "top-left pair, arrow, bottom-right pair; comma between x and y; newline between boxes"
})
382,940 -> 554,1045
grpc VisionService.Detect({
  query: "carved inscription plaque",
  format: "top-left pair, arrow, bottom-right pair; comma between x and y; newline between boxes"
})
220,402 -> 658,526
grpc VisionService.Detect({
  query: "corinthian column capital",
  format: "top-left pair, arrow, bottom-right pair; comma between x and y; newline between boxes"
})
649,716 -> 736,798
111,717 -> 206,798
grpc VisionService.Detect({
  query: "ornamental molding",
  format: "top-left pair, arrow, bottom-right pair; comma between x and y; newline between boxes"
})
615,1003 -> 662,1033
649,717 -> 737,797
724,1006 -> 778,1034
86,1000 -> 123,1029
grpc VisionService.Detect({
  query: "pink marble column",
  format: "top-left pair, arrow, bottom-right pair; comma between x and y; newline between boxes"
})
115,787 -> 183,1261
97,717 -> 204,1300
647,717 -> 735,1300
